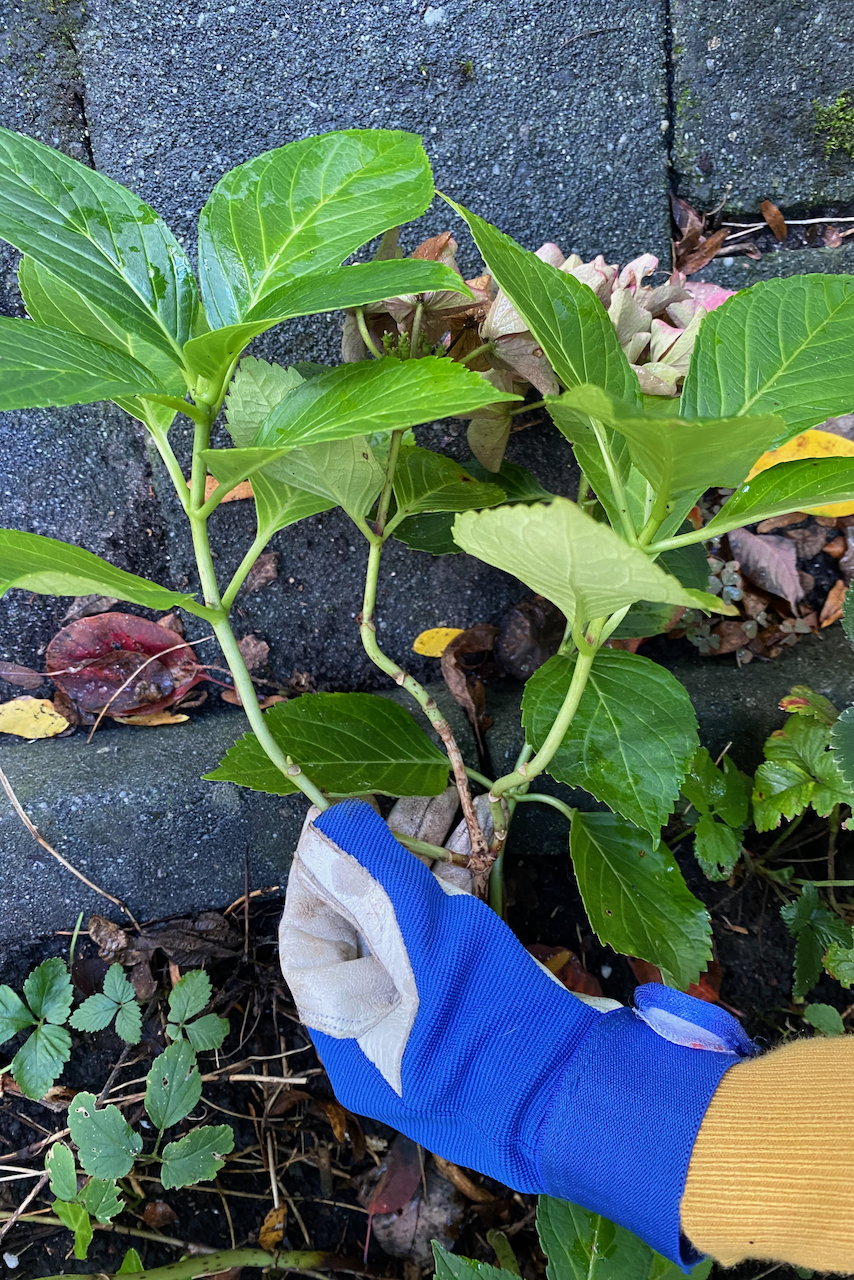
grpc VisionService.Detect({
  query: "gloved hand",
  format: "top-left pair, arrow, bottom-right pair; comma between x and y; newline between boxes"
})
279,799 -> 758,1271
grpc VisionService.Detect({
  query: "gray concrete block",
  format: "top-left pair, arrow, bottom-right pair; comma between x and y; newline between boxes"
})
671,0 -> 854,211
77,0 -> 672,269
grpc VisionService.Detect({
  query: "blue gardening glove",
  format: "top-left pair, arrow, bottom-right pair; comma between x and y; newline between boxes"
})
279,800 -> 757,1270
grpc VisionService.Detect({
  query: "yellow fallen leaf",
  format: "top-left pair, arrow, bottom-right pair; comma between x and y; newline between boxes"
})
114,710 -> 190,727
747,429 -> 854,516
0,697 -> 69,739
412,627 -> 465,657
259,1204 -> 288,1251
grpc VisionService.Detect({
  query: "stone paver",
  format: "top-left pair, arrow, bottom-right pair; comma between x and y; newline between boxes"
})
671,0 -> 854,212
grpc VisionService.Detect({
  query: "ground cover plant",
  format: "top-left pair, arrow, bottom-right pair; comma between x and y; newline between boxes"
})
2,125 -> 854,1275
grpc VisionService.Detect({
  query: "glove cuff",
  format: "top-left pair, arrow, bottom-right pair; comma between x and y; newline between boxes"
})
537,985 -> 758,1271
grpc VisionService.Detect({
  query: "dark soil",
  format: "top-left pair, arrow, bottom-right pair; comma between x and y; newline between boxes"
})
1,806 -> 851,1280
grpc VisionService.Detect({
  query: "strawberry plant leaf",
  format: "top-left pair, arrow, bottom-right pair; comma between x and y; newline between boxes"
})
693,815 -> 743,883
46,1143 -> 78,1202
549,383 -> 786,496
433,1244 -> 507,1280
824,930 -> 854,988
0,320 -> 167,411
145,1039 -> 202,1131
537,1195 -> 712,1280
754,714 -> 852,831
781,884 -> 850,1001
114,1002 -> 142,1045
569,811 -> 712,990
830,705 -> 854,789
453,498 -> 734,629
803,1003 -> 845,1036
159,1123 -> 234,1190
702,459 -> 854,538
53,1198 -> 93,1260
168,970 -> 211,1024
0,125 -> 198,362
681,275 -> 854,436
0,986 -> 36,1044
0,529 -> 209,618
205,692 -> 449,797
12,1023 -> 72,1100
23,958 -> 73,1023
185,1013 -> 229,1052
522,650 -> 699,835
393,447 -> 506,517
69,994 -> 118,1034
68,1092 -> 142,1180
682,749 -> 749,829
254,356 -> 521,452
80,1177 -> 124,1223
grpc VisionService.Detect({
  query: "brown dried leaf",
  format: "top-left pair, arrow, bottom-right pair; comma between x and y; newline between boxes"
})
728,528 -> 804,608
316,1097 -> 348,1143
440,624 -> 499,751
709,620 -> 754,655
60,595 -> 119,623
244,553 -> 279,593
756,512 -> 809,534
670,193 -> 704,253
138,911 -> 241,965
237,634 -> 270,671
0,662 -> 44,690
820,579 -> 847,628
266,1088 -> 311,1118
156,613 -> 184,636
784,524 -> 828,558
496,595 -> 565,681
88,915 -> 140,965
362,1133 -> 423,1217
411,231 -> 455,262
259,1205 -> 288,1251
129,958 -> 157,1001
143,1201 -> 177,1229
827,535 -> 847,559
432,1154 -> 494,1203
677,228 -> 729,275
221,689 -> 285,709
760,199 -> 787,241
195,475 -> 253,503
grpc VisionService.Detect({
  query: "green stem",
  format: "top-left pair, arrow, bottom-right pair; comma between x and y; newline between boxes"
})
410,300 -> 424,355
221,527 -> 270,611
637,484 -> 671,549
465,766 -> 495,790
147,428 -> 191,514
509,399 -> 546,417
590,419 -> 637,544
355,306 -> 383,359
391,831 -> 469,864
41,1249 -> 328,1280
457,340 -> 495,366
490,616 -> 606,802
140,394 -> 207,427
212,616 -> 328,811
512,792 -> 576,823
488,846 -> 505,917
375,429 -> 404,535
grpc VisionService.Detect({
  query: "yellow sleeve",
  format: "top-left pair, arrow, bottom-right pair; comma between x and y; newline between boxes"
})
681,1035 -> 854,1274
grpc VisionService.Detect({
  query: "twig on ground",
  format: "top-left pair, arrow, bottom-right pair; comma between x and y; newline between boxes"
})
0,1171 -> 49,1242
0,766 -> 140,928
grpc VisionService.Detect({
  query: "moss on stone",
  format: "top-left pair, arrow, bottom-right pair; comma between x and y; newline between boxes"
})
813,92 -> 854,160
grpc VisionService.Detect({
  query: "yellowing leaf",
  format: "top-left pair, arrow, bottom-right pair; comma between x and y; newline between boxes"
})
114,710 -> 190,727
0,696 -> 69,739
259,1204 -> 288,1251
412,627 -> 464,657
747,430 -> 854,516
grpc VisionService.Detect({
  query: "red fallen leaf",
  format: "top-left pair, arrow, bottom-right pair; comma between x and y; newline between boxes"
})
360,1132 -> 424,1264
143,1200 -> 177,1229
527,944 -> 603,997
628,957 -> 744,1015
46,613 -> 205,717
727,528 -> 803,609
